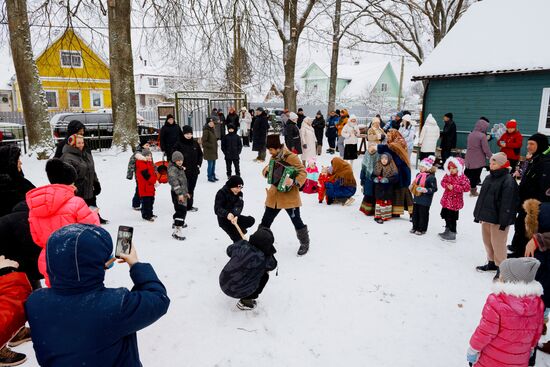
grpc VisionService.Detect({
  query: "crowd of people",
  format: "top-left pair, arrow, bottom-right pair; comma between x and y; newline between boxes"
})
2,103 -> 550,366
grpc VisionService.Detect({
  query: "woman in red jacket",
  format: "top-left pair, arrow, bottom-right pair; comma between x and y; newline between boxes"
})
135,149 -> 158,221
498,120 -> 523,173
0,256 -> 32,366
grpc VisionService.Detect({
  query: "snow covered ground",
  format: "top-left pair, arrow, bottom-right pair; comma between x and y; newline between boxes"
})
15,144 -> 550,366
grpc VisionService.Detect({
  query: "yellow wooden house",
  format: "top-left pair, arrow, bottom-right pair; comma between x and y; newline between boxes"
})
14,28 -> 112,112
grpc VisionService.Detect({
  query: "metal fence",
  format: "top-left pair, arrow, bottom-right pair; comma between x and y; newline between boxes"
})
0,124 -> 27,153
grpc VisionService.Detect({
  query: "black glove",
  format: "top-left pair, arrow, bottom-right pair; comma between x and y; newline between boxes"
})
141,169 -> 151,181
93,181 -> 101,196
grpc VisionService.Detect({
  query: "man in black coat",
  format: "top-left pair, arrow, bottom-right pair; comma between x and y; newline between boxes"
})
0,201 -> 42,289
509,133 -> 550,257
252,108 -> 270,162
214,176 -> 255,242
226,107 -> 240,130
221,124 -> 243,177
159,114 -> 183,160
173,125 -> 203,212
440,112 -> 457,164
297,108 -> 305,129
0,145 -> 35,217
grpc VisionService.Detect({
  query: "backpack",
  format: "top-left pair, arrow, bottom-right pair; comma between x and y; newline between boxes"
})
155,159 -> 169,184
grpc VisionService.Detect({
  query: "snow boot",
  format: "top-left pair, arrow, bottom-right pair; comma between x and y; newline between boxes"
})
8,327 -> 31,347
470,188 -> 479,197
438,227 -> 449,237
172,226 -> 186,241
476,261 -> 498,272
0,346 -> 26,367
296,226 -> 310,256
237,298 -> 257,310
439,230 -> 456,241
493,268 -> 500,281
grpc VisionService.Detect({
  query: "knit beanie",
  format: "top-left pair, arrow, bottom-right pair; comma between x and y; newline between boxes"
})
46,158 -> 77,185
490,152 -> 509,168
288,112 -> 298,122
528,133 -> 549,155
226,175 -> 244,189
182,125 -> 193,135
67,134 -> 80,147
444,113 -> 453,120
499,258 -> 540,283
419,155 -> 435,170
172,151 -> 184,163
266,135 -> 283,149
506,120 -> 517,129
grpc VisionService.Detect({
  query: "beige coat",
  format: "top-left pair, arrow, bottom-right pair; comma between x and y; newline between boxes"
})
368,126 -> 385,144
262,149 -> 307,209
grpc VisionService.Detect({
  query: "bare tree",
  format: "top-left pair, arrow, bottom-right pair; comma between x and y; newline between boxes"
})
264,0 -> 318,111
108,0 -> 138,149
5,0 -> 53,157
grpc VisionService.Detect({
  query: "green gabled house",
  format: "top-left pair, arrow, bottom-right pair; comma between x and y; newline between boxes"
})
413,0 -> 550,153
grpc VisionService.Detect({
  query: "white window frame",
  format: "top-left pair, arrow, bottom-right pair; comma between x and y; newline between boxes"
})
148,77 -> 159,88
60,50 -> 83,68
538,88 -> 550,135
68,90 -> 82,108
44,90 -> 58,109
90,90 -> 104,108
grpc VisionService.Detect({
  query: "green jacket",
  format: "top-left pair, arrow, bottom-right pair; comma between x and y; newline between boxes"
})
202,125 -> 218,161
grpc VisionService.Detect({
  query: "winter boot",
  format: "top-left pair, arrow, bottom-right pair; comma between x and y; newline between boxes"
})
172,226 -> 186,241
296,226 -> 310,256
439,230 -> 456,242
470,188 -> 479,197
237,298 -> 257,310
8,327 -> 31,347
0,346 -> 26,367
493,267 -> 500,281
438,227 -> 449,237
476,261 -> 498,272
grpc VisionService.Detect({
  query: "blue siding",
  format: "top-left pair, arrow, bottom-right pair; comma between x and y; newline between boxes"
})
423,71 -> 550,154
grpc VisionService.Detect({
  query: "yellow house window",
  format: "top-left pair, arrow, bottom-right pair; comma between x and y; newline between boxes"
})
68,91 -> 81,108
45,91 -> 58,108
91,91 -> 103,108
61,51 -> 82,68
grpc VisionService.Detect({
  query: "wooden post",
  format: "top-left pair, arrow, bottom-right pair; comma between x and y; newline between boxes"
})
397,56 -> 405,111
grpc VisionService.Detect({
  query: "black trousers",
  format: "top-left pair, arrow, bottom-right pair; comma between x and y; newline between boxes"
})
465,167 -> 483,189
171,191 -> 187,227
260,207 -> 305,230
186,172 -> 198,210
412,204 -> 430,232
441,208 -> 458,233
218,215 -> 255,242
244,272 -> 269,300
242,136 -> 250,147
441,148 -> 453,165
509,159 -> 519,174
132,182 -> 140,208
84,197 -> 97,207
141,196 -> 155,219
510,209 -> 527,255
225,159 -> 240,177
257,147 -> 267,161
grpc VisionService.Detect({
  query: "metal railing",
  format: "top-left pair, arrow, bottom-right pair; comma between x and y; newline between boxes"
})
0,124 -> 27,153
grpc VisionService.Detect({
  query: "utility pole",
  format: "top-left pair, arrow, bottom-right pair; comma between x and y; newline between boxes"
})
232,12 -> 242,108
397,56 -> 405,111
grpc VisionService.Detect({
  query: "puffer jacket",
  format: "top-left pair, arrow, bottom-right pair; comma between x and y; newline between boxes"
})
469,281 -> 544,367
440,157 -> 471,211
214,184 -> 244,220
167,162 -> 188,198
473,168 -> 519,229
26,184 -> 99,286
221,130 -> 243,160
498,130 -> 523,161
61,144 -> 98,200
0,271 -> 32,349
465,119 -> 492,169
418,114 -> 440,153
136,158 -> 157,197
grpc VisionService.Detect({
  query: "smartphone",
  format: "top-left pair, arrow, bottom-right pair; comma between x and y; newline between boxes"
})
115,226 -> 133,258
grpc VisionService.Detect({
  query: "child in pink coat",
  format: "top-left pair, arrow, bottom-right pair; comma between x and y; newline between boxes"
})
26,159 -> 99,286
467,257 -> 544,367
439,157 -> 470,242
303,158 -> 319,194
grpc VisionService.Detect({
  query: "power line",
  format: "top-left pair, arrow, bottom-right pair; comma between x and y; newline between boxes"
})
0,21 -> 219,29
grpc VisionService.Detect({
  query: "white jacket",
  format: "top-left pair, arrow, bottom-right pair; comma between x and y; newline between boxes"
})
418,114 -> 440,153
239,112 -> 252,135
299,122 -> 317,162
341,122 -> 361,145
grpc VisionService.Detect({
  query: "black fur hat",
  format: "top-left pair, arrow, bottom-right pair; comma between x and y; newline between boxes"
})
46,158 -> 77,185
249,227 -> 276,256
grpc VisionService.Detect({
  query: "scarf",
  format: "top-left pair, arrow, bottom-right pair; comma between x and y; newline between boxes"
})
386,129 -> 411,167
361,150 -> 379,179
374,157 -> 398,178
329,157 -> 356,187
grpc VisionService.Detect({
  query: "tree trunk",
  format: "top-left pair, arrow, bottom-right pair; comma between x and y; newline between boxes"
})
283,40 -> 298,112
327,0 -> 341,116
6,0 -> 52,158
108,0 -> 138,150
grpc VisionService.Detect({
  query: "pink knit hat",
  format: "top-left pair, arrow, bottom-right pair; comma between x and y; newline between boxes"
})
419,155 -> 435,170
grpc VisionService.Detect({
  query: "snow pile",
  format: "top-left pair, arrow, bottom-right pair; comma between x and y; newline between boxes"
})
413,0 -> 550,79
14,146 -> 550,366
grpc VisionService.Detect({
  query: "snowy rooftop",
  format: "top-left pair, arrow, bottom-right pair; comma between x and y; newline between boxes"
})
413,0 -> 550,80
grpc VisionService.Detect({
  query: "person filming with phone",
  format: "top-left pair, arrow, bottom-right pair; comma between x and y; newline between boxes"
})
25,224 -> 170,367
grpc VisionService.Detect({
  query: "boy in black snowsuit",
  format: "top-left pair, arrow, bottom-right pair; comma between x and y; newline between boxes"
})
173,125 -> 203,212
221,124 -> 243,178
219,227 -> 277,310
167,151 -> 189,240
214,176 -> 255,242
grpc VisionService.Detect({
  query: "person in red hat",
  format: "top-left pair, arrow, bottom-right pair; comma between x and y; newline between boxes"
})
497,119 -> 523,173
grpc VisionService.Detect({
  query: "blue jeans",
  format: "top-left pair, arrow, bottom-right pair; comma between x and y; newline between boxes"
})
207,160 -> 216,180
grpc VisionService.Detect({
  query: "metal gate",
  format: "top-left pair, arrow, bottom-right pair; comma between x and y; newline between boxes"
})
174,91 -> 247,133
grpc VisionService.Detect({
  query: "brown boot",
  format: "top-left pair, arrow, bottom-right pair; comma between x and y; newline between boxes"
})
538,340 -> 550,354
8,327 -> 31,347
470,188 -> 479,197
0,346 -> 27,366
